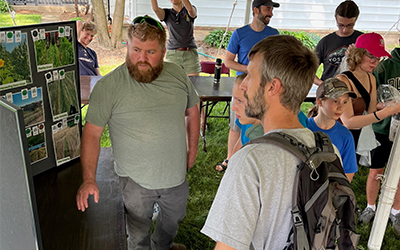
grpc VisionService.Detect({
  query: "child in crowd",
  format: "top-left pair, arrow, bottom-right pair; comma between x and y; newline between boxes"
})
308,78 -> 358,182
216,73 -> 260,171
216,73 -> 309,171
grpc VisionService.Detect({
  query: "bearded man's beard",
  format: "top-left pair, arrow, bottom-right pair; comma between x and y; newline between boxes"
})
257,12 -> 271,25
126,55 -> 164,83
244,85 -> 268,121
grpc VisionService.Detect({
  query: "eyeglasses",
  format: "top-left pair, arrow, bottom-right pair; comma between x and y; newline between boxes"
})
366,54 -> 381,64
337,23 -> 355,29
132,15 -> 164,31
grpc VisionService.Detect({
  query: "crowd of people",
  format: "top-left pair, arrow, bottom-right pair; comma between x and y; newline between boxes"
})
75,0 -> 400,249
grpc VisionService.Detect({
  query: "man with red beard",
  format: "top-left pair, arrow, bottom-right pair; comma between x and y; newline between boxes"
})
76,16 -> 200,250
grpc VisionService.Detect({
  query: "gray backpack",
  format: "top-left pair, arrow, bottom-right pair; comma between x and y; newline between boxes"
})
244,131 -> 359,250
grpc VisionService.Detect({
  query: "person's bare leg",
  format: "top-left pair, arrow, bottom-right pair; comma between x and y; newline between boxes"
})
366,168 -> 385,206
216,128 -> 239,171
392,181 -> 400,210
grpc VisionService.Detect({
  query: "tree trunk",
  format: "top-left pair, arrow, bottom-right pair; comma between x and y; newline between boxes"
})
92,0 -> 111,48
110,0 -> 125,49
74,0 -> 79,17
85,1 -> 90,15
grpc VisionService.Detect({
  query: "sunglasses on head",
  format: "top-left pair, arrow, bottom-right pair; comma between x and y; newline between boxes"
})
132,15 -> 164,31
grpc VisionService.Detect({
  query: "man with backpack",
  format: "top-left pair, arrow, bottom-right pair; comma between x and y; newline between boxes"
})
201,35 -> 358,249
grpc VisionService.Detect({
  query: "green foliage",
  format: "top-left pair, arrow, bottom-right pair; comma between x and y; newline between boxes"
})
0,36 -> 31,86
0,13 -> 41,26
0,0 -> 12,13
204,29 -> 232,49
279,30 -> 321,50
70,17 -> 84,22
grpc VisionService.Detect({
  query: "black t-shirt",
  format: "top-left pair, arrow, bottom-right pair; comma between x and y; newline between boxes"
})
162,6 -> 197,50
315,30 -> 363,80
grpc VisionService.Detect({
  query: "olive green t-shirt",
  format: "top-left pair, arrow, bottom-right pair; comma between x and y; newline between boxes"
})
86,62 -> 199,189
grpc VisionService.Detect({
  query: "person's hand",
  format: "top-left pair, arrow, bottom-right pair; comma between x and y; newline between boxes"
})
346,44 -> 355,57
76,180 -> 99,212
382,102 -> 400,117
187,150 -> 197,170
376,102 -> 385,110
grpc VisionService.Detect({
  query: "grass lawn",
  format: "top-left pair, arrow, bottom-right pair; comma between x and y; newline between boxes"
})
0,13 -> 41,27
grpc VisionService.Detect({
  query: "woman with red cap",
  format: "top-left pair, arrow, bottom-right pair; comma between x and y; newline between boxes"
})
336,33 -> 400,148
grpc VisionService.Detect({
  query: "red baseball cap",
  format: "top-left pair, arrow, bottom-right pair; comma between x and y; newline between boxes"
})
355,32 -> 392,58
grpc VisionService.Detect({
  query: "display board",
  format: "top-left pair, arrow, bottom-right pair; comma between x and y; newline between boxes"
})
0,21 -> 81,175
0,99 -> 43,250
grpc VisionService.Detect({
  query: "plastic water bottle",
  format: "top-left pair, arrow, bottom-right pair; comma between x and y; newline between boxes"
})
377,85 -> 400,142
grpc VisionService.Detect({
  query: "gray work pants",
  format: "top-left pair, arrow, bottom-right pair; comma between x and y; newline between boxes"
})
119,177 -> 189,250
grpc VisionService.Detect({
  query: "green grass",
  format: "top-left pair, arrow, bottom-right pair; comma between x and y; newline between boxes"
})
0,13 -> 41,27
99,65 -> 121,76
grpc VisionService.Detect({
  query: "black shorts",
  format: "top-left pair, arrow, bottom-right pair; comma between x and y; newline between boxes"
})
370,132 -> 393,169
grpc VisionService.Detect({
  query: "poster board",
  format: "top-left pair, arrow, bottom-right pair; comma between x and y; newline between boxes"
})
0,21 -> 81,175
0,99 -> 43,250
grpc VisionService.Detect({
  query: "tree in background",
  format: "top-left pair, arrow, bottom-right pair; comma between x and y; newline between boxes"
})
91,0 -> 125,49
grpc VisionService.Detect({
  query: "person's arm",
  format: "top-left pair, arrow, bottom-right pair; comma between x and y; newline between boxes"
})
314,75 -> 323,86
182,0 -> 196,18
232,136 -> 242,156
185,103 -> 200,169
76,122 -> 104,212
151,0 -> 165,20
224,51 -> 247,73
337,74 -> 400,129
214,241 -> 237,250
95,68 -> 101,76
227,128 -> 240,160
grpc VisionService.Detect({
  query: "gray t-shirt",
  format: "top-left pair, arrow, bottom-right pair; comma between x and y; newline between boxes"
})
86,62 -> 199,189
201,128 -> 341,249
162,6 -> 197,50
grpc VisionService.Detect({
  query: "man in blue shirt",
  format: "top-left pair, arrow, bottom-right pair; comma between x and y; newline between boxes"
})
224,0 -> 280,75
216,0 -> 280,171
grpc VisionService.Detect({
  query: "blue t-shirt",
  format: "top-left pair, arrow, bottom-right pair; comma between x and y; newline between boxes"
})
227,25 -> 279,75
308,118 -> 358,174
235,112 -> 308,145
298,111 -> 308,128
235,119 -> 253,145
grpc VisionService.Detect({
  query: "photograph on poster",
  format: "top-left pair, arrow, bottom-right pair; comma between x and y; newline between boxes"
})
26,122 -> 48,164
47,70 -> 79,121
34,27 -> 74,72
4,87 -> 45,127
51,115 -> 80,166
0,32 -> 32,91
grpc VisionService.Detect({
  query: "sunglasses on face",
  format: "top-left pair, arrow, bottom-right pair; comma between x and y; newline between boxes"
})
132,15 -> 164,31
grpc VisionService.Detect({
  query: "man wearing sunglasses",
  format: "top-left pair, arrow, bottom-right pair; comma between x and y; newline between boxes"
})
151,0 -> 200,76
76,16 -> 200,250
314,0 -> 363,85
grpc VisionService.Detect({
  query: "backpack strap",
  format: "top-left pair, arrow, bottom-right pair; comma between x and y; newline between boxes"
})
244,132 -> 312,250
342,71 -> 370,111
244,132 -> 313,161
